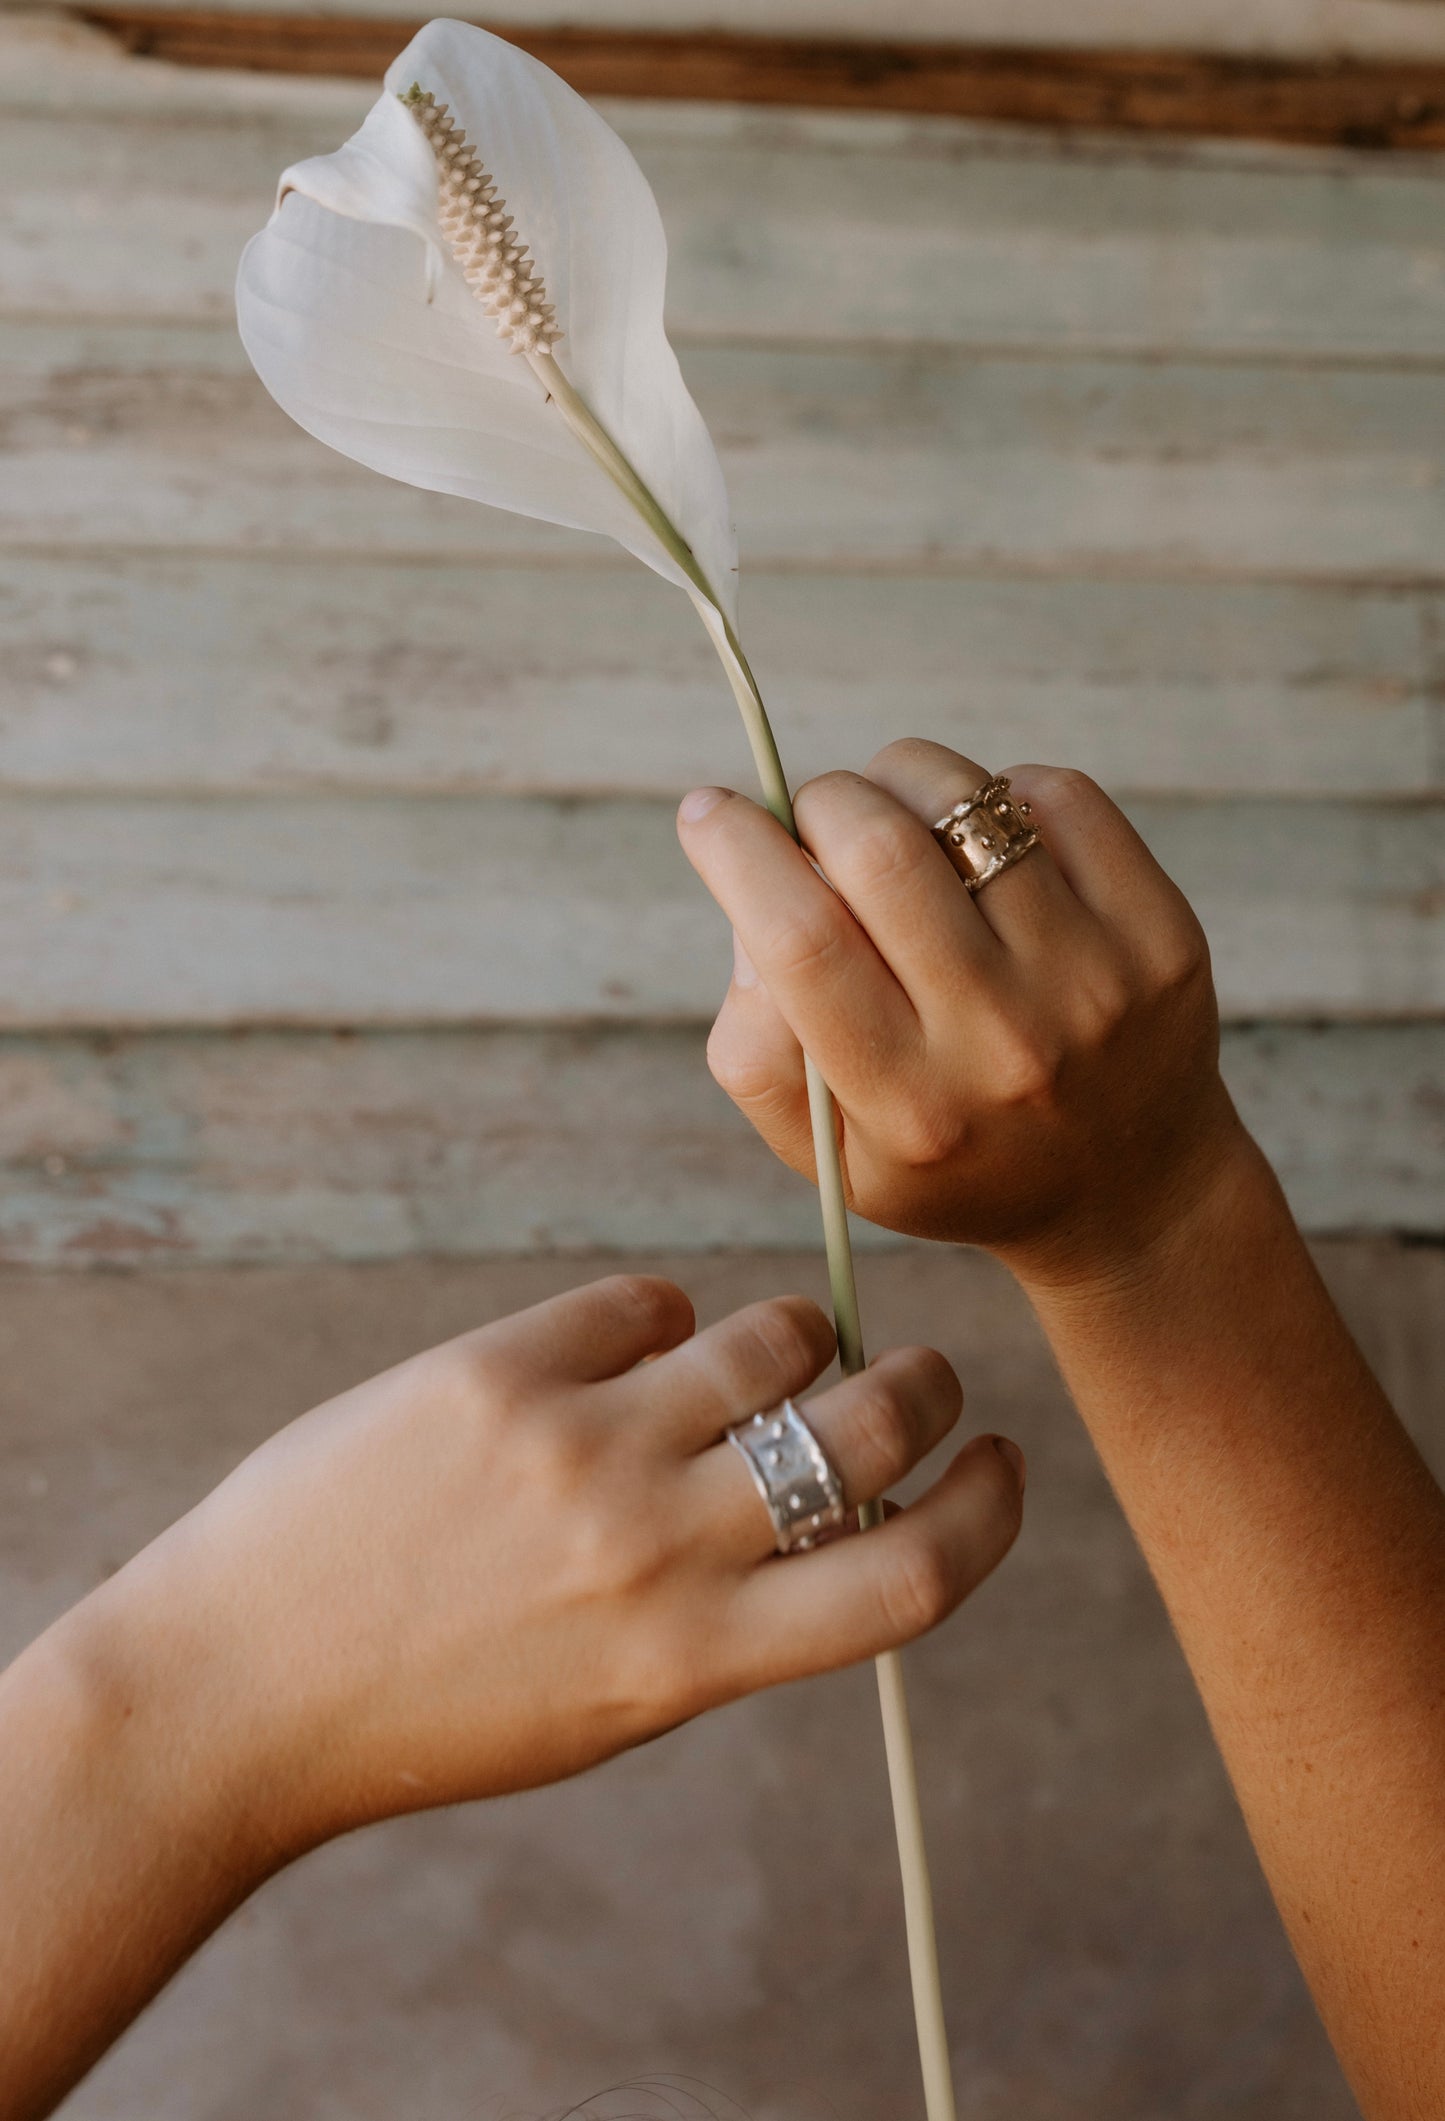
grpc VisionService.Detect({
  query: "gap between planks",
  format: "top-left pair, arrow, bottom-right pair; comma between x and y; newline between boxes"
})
1,1024 -> 1438,1261
2,557 -> 1440,800
0,793 -> 1438,1026
11,541 -> 1445,598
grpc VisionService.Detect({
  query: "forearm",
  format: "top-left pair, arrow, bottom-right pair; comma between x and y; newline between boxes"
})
1015,1136 -> 1445,2118
0,1547 -> 284,2120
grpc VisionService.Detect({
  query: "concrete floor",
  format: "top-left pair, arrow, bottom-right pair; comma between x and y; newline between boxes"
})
7,1241 -> 1441,2121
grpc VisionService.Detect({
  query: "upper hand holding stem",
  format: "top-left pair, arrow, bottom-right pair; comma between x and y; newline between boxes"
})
679,737 -> 1248,1289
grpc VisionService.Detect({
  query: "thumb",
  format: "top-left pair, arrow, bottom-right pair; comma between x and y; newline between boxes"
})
707,933 -> 819,1181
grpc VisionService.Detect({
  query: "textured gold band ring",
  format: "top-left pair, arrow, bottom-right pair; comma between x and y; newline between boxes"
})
932,774 -> 1041,894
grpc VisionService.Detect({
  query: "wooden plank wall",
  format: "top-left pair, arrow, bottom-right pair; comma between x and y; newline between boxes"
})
17,0 -> 1445,62
64,10 -> 1445,148
1,10 -> 1441,1262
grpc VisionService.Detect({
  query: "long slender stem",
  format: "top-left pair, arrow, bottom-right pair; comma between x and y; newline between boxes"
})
531,349 -> 957,2121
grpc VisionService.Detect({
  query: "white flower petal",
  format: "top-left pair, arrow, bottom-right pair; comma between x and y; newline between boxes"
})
276,91 -> 441,268
236,18 -> 738,619
240,196 -> 649,554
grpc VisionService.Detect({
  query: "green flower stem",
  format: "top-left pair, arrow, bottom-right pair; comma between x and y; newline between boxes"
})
531,349 -> 956,2121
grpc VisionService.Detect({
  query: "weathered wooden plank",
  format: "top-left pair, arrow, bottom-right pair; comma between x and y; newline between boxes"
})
9,86 -> 1445,360
8,325 -> 1445,580
0,1022 -> 1436,1265
14,1 -> 1445,65
0,793 -> 1437,1026
2,554 -> 1438,798
68,8 -> 1445,152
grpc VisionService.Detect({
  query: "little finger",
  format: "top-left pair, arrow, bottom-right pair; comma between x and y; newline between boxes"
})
1004,765 -> 1208,984
723,1433 -> 1026,1688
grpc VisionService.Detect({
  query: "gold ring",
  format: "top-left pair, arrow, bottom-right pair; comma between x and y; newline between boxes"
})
931,774 -> 1040,894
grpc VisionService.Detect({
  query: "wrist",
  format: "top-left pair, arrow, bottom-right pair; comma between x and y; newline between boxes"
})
0,1527 -> 308,2115
44,1522 -> 315,1898
1002,1108 -> 1288,1315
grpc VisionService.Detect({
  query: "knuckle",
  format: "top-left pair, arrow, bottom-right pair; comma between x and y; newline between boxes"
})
885,1095 -> 966,1170
1155,911 -> 1212,993
599,1273 -> 688,1340
428,1329 -> 502,1410
986,1026 -> 1063,1110
850,1380 -> 918,1482
1074,962 -> 1133,1046
766,914 -> 844,985
879,1535 -> 957,1641
795,768 -> 856,806
847,820 -> 919,893
791,772 -> 855,852
864,739 -> 915,778
865,736 -> 944,781
586,1511 -> 674,1604
707,1018 -> 778,1107
894,1344 -> 962,1424
620,1616 -> 714,1728
524,1413 -> 598,1503
1016,763 -> 1101,816
750,1294 -> 834,1383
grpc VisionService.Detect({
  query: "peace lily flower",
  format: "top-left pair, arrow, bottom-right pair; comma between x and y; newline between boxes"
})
235,16 -> 790,803
236,24 -> 956,2119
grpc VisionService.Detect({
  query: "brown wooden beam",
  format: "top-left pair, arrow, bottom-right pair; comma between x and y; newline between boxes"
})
76,7 -> 1445,149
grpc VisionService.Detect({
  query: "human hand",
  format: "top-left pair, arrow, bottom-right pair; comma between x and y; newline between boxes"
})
678,739 -> 1250,1289
75,1274 -> 1022,1861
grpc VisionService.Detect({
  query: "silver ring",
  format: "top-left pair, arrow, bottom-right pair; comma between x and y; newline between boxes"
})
726,1398 -> 847,1555
932,773 -> 1040,894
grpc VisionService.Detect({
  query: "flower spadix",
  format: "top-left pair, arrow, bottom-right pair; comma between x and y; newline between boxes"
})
236,16 -> 737,620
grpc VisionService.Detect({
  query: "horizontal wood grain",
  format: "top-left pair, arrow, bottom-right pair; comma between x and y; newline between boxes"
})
16,2 -> 1445,67
66,8 -> 1445,150
3,555 -> 1439,799
2,1022 -> 1438,1263
10,90 -> 1445,362
10,326 -> 1445,582
0,12 -> 1435,1279
0,793 -> 1438,1028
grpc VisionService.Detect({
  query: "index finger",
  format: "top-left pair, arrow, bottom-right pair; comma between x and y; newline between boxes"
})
677,786 -> 919,1102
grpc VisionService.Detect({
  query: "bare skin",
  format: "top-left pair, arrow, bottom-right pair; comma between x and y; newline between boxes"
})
0,1274 -> 1022,2121
677,738 -> 1445,2121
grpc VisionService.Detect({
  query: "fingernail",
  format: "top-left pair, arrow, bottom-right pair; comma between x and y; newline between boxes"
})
731,930 -> 759,989
992,1436 -> 1027,1492
679,786 -> 730,825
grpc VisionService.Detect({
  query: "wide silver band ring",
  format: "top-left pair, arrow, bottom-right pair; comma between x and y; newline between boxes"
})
726,1398 -> 847,1555
932,773 -> 1040,894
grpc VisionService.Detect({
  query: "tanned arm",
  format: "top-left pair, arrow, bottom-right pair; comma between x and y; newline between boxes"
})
680,738 -> 1445,2119
0,1274 -> 1021,2118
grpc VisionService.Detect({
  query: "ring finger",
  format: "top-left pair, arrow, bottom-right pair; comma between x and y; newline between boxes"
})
688,1344 -> 963,1563
867,736 -> 1089,956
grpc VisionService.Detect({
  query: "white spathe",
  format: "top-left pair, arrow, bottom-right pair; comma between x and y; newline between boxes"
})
235,17 -> 739,620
